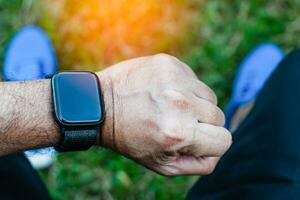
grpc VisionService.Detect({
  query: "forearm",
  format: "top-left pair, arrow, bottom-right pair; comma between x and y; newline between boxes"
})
0,71 -> 113,156
0,79 -> 59,156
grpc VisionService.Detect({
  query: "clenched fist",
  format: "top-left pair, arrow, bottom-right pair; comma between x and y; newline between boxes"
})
97,54 -> 232,176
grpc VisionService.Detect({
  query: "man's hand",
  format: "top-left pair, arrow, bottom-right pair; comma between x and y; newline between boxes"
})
98,54 -> 232,176
0,54 -> 231,176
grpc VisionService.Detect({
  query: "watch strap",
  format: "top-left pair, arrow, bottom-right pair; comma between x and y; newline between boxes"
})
54,127 -> 99,152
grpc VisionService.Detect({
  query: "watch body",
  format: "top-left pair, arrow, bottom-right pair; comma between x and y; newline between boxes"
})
51,71 -> 105,152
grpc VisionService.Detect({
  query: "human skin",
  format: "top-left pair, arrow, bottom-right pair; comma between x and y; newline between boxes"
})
0,54 -> 232,176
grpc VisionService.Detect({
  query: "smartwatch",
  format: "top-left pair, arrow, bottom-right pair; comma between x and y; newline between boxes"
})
51,71 -> 105,152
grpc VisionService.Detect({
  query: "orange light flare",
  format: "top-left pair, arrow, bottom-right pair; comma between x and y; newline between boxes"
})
40,0 -> 202,70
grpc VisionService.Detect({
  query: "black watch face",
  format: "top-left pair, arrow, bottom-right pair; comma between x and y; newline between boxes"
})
52,71 -> 104,126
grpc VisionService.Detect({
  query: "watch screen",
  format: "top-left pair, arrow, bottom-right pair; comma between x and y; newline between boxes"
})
52,72 -> 103,125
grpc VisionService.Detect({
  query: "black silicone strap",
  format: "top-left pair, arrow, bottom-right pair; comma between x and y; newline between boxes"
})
54,127 -> 99,152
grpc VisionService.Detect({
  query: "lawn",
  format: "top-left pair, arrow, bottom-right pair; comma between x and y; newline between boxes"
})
1,0 -> 300,199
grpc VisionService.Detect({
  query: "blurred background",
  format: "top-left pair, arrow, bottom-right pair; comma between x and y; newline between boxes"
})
0,0 -> 300,199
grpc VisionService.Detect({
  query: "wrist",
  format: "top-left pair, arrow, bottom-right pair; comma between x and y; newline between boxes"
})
38,79 -> 61,146
96,70 -> 115,149
23,79 -> 60,148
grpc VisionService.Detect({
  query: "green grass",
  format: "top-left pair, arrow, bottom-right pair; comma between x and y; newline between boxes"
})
1,0 -> 300,199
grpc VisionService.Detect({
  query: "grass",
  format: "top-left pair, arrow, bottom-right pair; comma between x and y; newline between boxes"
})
1,0 -> 300,199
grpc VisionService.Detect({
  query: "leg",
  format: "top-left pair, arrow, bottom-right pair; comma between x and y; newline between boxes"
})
0,153 -> 51,199
188,50 -> 300,200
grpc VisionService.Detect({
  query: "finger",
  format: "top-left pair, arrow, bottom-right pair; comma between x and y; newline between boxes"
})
161,156 -> 220,176
163,90 -> 224,126
192,97 -> 225,126
192,80 -> 218,105
187,123 -> 232,157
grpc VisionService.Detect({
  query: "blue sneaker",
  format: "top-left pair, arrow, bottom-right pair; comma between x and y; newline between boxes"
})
3,25 -> 57,169
225,43 -> 284,128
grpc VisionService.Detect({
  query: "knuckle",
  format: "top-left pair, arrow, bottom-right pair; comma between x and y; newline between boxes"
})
160,89 -> 176,101
212,107 -> 224,125
144,119 -> 160,132
153,53 -> 177,63
210,106 -> 220,119
218,127 -> 232,154
161,121 -> 185,146
153,54 -> 181,73
171,97 -> 192,110
163,134 -> 184,146
215,106 -> 226,126
224,129 -> 233,151
203,104 -> 224,125
204,87 -> 218,105
161,127 -> 185,147
208,90 -> 218,105
161,90 -> 191,109
194,81 -> 218,105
